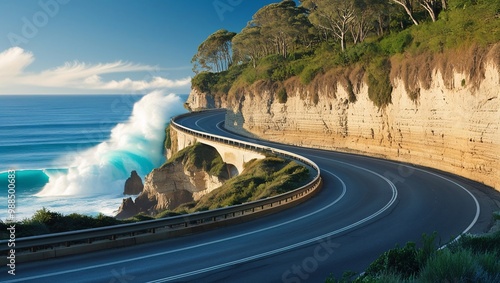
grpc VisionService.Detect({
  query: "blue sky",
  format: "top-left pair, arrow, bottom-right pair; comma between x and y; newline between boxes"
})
0,0 -> 280,94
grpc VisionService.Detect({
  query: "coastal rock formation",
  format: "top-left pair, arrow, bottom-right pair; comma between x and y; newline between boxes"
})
115,144 -> 230,219
188,45 -> 500,191
185,88 -> 222,111
140,160 -> 225,210
123,170 -> 144,195
115,197 -> 138,220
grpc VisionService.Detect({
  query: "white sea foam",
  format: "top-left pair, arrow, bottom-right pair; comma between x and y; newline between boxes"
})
36,91 -> 185,197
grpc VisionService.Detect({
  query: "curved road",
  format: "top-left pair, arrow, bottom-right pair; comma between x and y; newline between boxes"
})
3,110 -> 499,283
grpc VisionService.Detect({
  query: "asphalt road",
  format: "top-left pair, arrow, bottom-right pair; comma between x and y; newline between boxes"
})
3,110 -> 499,283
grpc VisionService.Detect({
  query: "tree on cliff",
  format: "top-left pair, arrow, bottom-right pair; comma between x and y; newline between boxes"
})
233,0 -> 314,63
390,0 -> 420,26
301,0 -> 355,51
390,0 -> 447,25
232,26 -> 264,68
191,29 -> 236,74
418,0 -> 446,22
302,0 -> 391,51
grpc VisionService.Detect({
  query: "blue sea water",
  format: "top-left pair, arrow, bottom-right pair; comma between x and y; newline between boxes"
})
0,92 -> 187,221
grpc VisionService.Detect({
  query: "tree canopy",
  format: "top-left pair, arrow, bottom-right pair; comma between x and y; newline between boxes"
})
193,0 -> 456,74
233,0 -> 314,65
191,29 -> 236,73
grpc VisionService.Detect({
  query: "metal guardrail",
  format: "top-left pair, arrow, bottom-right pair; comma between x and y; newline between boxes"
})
0,110 -> 322,255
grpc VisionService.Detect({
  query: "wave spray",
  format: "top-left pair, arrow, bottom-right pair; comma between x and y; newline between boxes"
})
36,91 -> 185,197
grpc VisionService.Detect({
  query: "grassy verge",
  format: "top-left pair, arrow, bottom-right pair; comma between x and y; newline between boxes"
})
326,231 -> 500,282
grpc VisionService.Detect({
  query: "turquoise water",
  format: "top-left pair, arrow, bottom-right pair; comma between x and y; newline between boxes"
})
0,92 -> 186,220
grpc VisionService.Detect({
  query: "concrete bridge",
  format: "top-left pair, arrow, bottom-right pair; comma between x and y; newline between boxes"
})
170,113 -> 265,175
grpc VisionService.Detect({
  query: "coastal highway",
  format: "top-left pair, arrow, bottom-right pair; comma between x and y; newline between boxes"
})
3,110 -> 499,283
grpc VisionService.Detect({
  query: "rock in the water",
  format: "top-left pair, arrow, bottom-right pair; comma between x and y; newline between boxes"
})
124,170 -> 144,195
115,197 -> 138,220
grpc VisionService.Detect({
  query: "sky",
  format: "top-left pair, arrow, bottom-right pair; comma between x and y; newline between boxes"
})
0,0 -> 280,95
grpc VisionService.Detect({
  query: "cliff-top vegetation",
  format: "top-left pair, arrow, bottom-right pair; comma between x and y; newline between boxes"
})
191,0 -> 500,107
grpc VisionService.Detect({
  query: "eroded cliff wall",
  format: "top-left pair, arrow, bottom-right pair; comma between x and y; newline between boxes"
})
190,46 -> 500,191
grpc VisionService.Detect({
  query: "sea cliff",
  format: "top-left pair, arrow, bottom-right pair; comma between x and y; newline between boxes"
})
186,45 -> 500,191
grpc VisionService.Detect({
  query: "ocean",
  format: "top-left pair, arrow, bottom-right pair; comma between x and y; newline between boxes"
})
0,92 -> 187,221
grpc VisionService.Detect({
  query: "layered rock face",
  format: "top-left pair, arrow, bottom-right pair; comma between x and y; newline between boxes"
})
189,49 -> 499,191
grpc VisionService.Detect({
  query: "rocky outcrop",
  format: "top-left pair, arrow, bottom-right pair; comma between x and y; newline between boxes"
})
115,197 -> 138,220
140,161 -> 225,210
123,170 -> 144,195
199,46 -> 500,191
115,144 -> 230,219
185,88 -> 218,111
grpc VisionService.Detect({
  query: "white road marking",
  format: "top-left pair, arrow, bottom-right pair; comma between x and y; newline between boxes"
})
147,167 -> 398,282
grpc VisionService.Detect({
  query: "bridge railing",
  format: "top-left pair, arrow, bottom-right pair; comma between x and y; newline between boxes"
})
0,109 -> 321,261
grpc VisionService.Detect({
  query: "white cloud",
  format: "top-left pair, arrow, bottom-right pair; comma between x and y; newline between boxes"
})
0,47 -> 191,94
0,47 -> 34,77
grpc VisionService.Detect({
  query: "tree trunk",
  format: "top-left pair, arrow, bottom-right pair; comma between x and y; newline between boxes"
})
391,0 -> 419,25
420,0 -> 438,22
441,0 -> 447,10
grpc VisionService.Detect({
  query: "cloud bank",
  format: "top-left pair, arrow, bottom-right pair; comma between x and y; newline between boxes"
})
0,47 -> 191,94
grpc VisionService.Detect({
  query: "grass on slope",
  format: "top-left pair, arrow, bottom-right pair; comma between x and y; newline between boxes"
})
181,156 -> 310,212
163,142 -> 229,179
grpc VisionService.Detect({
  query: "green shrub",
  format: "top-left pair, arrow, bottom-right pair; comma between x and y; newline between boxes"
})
300,65 -> 322,84
365,242 -> 420,279
164,124 -> 171,151
94,213 -> 122,227
367,57 -> 392,107
126,214 -> 154,222
380,31 -> 413,55
241,66 -> 259,84
451,232 -> 500,254
288,59 -> 307,76
155,210 -> 185,219
271,65 -> 291,81
417,232 -> 439,267
277,88 -> 287,104
165,143 -> 229,179
419,249 -> 477,282
191,72 -> 219,93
